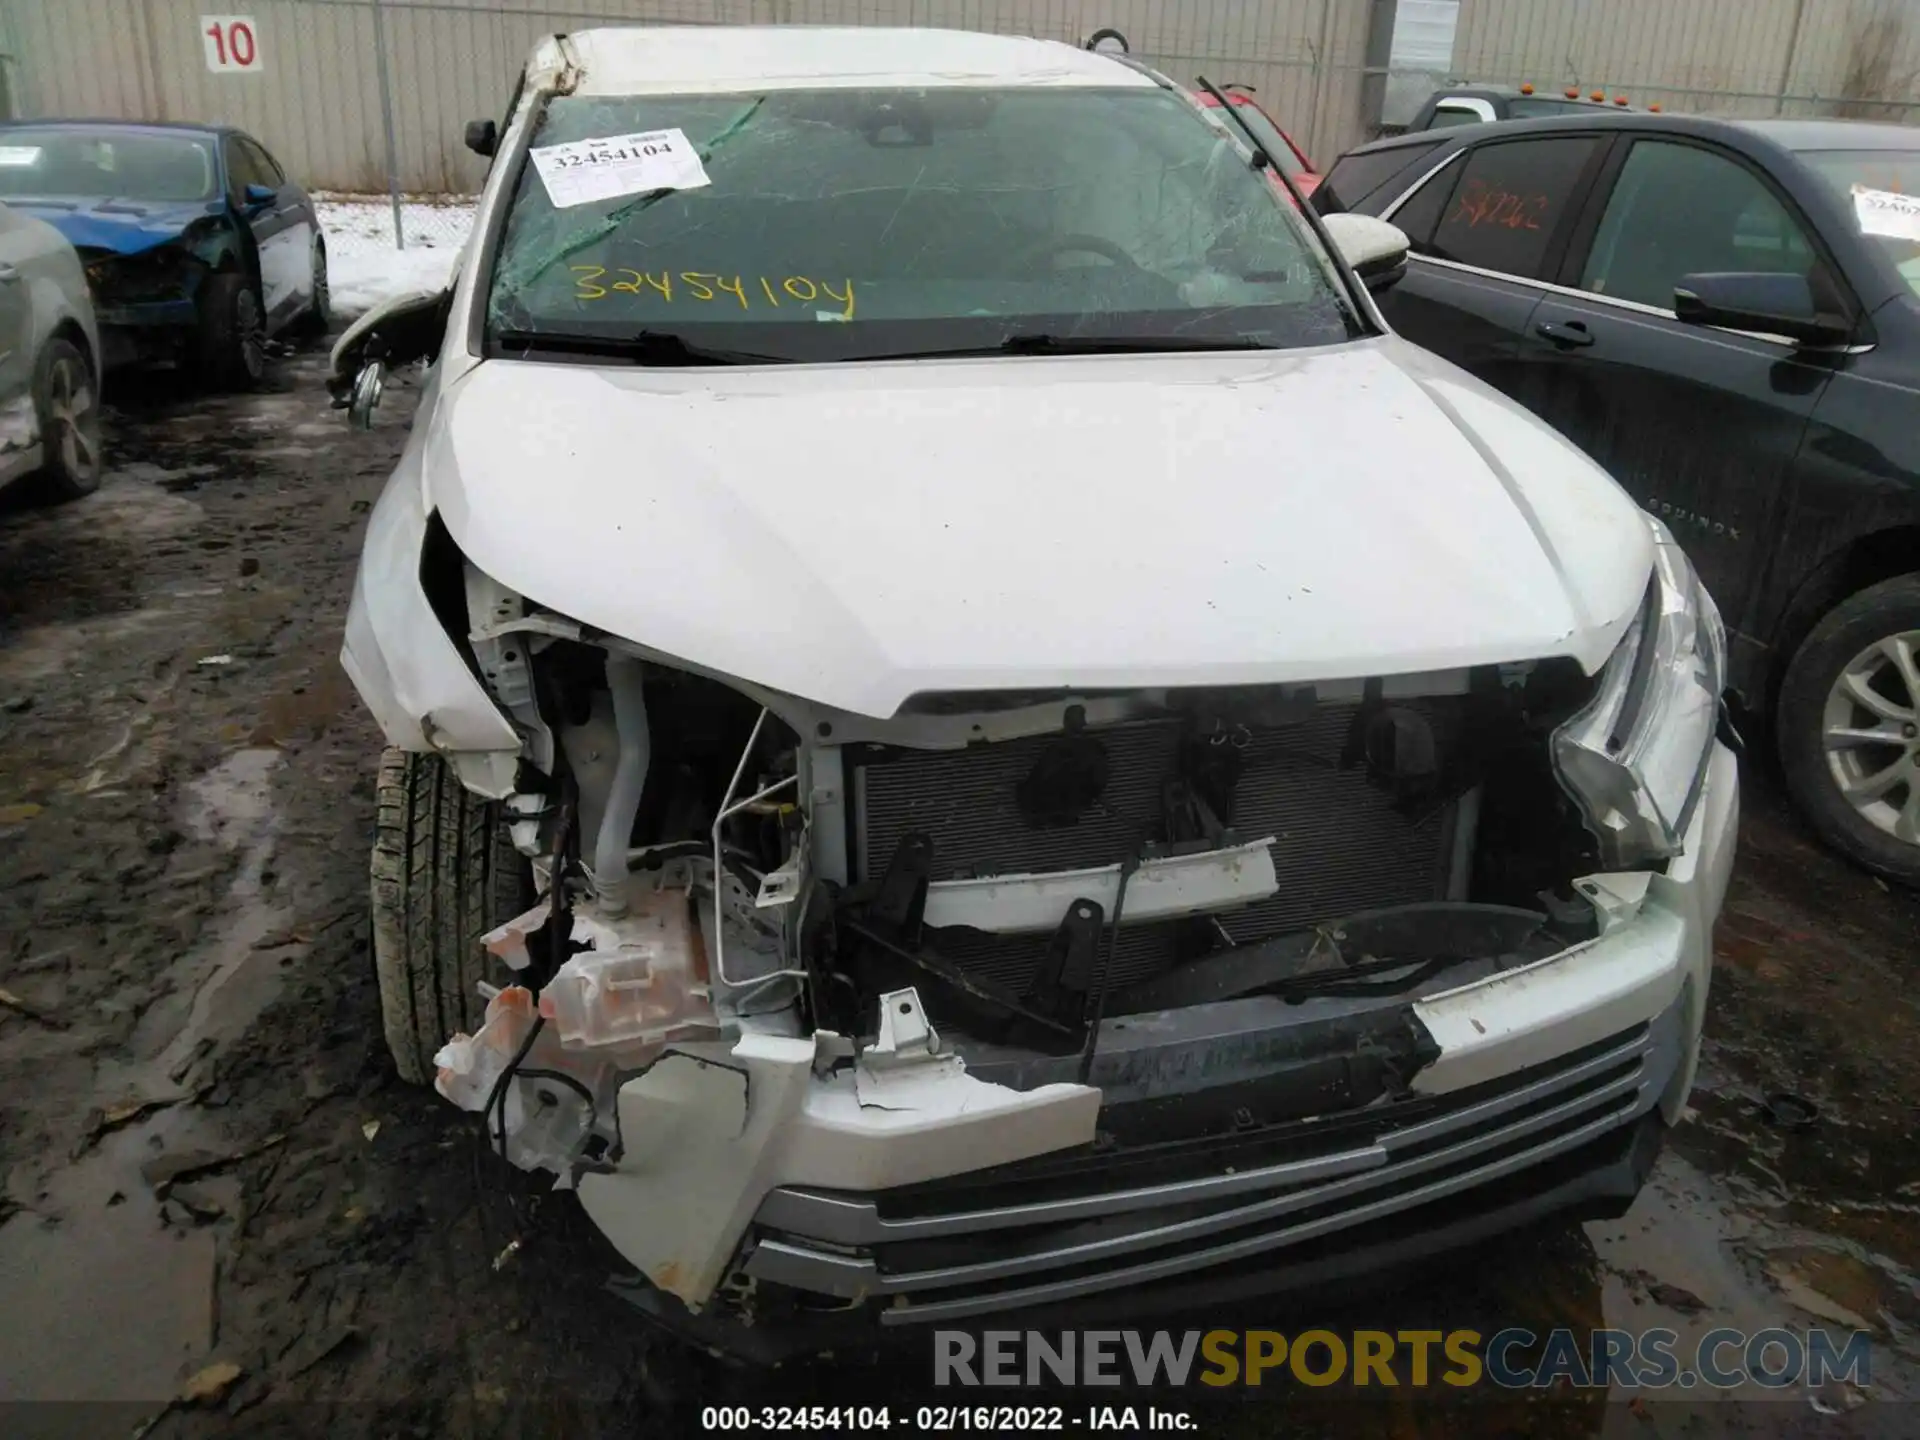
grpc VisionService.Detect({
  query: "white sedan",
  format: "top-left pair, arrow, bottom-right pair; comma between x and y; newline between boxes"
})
0,200 -> 101,502
329,25 -> 1737,1353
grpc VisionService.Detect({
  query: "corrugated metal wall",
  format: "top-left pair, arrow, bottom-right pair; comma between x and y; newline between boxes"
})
1454,0 -> 1920,120
2,1 -> 1915,194
0,0 -> 1376,192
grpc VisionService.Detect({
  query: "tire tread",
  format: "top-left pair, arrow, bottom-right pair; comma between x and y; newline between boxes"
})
370,749 -> 523,1083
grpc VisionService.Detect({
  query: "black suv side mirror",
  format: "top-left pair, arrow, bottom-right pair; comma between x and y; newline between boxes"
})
1674,272 -> 1852,348
464,119 -> 498,158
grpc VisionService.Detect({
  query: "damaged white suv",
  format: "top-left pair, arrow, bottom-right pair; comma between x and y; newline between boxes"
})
332,26 -> 1738,1354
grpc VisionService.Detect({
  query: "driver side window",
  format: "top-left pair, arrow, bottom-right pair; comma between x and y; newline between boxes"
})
242,137 -> 285,187
1579,140 -> 1819,309
223,137 -> 266,200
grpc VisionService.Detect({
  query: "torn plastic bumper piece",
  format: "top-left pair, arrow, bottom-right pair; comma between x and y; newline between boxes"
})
434,986 -> 616,1184
480,896 -> 551,971
435,866 -> 729,1188
574,986 -> 1101,1306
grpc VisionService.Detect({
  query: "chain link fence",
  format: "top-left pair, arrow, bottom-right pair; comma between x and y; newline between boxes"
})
316,191 -> 475,259
310,192 -> 474,316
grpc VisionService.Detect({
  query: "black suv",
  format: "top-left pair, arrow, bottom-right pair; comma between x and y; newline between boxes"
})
1315,114 -> 1920,883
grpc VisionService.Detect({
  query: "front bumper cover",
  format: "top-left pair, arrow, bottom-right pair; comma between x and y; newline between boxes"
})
578,741 -> 1737,1348
621,1057 -> 1673,1365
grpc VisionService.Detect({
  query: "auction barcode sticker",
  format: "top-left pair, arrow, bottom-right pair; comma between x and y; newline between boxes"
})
0,146 -> 40,167
1853,184 -> 1920,242
529,129 -> 711,209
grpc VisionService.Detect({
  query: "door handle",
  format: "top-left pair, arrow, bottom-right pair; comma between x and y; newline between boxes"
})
0,264 -> 20,284
1535,318 -> 1594,348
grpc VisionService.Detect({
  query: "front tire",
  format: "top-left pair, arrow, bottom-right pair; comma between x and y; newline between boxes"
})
370,749 -> 529,1084
32,336 -> 102,502
1777,575 -> 1920,886
196,270 -> 265,391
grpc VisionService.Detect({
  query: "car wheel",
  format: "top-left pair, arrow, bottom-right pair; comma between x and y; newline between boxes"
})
196,270 -> 266,390
1777,574 -> 1920,886
370,748 -> 531,1084
32,336 -> 103,502
295,237 -> 330,338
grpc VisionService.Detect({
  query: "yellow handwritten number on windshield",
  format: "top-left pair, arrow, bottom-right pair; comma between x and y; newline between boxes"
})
570,265 -> 854,318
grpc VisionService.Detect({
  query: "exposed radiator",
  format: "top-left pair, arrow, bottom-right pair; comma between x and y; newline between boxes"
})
851,705 -> 1459,993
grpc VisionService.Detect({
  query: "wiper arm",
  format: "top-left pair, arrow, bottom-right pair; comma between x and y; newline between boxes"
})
493,328 -> 788,366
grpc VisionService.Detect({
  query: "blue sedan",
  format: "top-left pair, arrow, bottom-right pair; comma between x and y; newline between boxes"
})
0,120 -> 327,388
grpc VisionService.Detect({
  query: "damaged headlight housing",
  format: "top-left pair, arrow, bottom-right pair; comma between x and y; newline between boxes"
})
1552,519 -> 1726,869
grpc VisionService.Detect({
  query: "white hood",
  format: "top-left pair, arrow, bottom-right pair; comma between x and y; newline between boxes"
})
428,337 -> 1652,718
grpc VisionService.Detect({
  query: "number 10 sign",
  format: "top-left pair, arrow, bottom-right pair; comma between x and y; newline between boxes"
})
202,16 -> 263,72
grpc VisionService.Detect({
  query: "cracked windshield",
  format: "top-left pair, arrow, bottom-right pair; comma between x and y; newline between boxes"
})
485,85 -> 1359,361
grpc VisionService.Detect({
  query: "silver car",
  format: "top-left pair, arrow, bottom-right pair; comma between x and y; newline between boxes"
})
0,199 -> 102,501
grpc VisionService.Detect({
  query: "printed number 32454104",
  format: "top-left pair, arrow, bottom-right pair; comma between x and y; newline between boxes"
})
571,266 -> 854,318
553,139 -> 675,169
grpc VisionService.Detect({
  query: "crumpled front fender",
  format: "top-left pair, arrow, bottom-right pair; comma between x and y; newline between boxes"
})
340,386 -> 521,793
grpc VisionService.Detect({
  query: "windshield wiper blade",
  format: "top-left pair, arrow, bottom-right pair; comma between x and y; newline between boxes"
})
860,333 -> 1279,362
493,328 -> 787,366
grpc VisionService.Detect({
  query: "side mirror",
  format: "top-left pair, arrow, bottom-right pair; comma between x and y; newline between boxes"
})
1321,212 -> 1410,293
1673,272 -> 1851,347
347,360 -> 386,430
464,119 -> 498,158
327,288 -> 451,420
242,181 -> 276,212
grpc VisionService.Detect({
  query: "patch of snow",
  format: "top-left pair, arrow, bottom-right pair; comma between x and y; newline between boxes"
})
316,194 -> 475,319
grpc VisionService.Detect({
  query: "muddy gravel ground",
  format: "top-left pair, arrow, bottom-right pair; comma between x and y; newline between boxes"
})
2,345 -> 1919,1439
